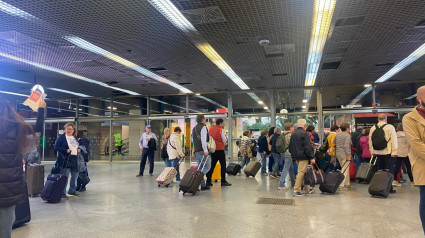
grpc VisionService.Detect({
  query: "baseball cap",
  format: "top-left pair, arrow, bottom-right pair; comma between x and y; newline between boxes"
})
146,125 -> 151,128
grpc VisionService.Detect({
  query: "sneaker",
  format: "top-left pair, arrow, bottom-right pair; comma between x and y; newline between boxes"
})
136,174 -> 143,177
399,179 -> 406,183
270,173 -> 278,179
278,187 -> 288,190
308,187 -> 314,194
206,182 -> 213,187
201,186 -> 210,191
344,185 -> 352,190
338,187 -> 347,191
392,181 -> 402,187
293,192 -> 303,197
221,181 -> 232,186
261,173 -> 269,176
67,192 -> 78,196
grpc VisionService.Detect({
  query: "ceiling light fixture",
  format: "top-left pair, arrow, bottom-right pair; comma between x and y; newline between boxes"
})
264,106 -> 269,110
195,93 -> 201,96
0,76 -> 30,84
258,101 -> 264,105
364,84 -> 372,88
303,99 -> 308,103
305,0 -> 337,86
0,52 -> 140,95
302,105 -> 307,109
0,1 -> 39,21
351,42 -> 425,104
63,36 -> 192,94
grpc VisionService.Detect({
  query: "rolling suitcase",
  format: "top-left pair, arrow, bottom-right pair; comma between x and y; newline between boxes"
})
41,173 -> 68,203
25,164 -> 44,197
356,157 -> 376,183
13,182 -> 31,228
212,162 -> 221,181
368,170 -> 393,198
226,162 -> 241,176
157,158 -> 184,187
179,156 -> 207,195
244,161 -> 261,177
319,161 -> 350,194
349,162 -> 356,180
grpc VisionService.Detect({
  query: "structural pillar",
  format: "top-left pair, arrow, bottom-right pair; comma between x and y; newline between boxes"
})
109,98 -> 113,162
270,89 -> 276,127
147,96 -> 150,124
317,89 -> 324,143
227,92 -> 233,161
372,85 -> 376,108
186,94 -> 189,114
75,98 -> 79,132
42,106 -> 47,162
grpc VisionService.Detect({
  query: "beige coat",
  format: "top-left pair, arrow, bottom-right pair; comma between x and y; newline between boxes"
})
167,132 -> 184,160
403,107 -> 425,185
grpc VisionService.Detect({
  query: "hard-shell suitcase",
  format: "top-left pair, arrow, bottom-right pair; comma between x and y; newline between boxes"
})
226,163 -> 241,176
179,156 -> 207,195
13,182 -> 31,228
212,162 -> 221,181
156,167 -> 177,187
356,157 -> 376,183
41,173 -> 68,203
368,170 -> 393,198
244,161 -> 261,177
25,164 -> 44,197
349,162 -> 356,180
319,161 -> 350,194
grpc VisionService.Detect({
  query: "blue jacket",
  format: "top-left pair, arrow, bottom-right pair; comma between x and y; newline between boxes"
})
312,131 -> 320,143
54,134 -> 78,170
258,135 -> 270,154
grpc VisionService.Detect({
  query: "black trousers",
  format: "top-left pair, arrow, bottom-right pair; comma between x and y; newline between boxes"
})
206,150 -> 227,183
395,157 -> 414,182
376,154 -> 395,190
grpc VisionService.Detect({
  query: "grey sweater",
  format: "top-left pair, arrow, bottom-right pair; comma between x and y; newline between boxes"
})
335,132 -> 352,156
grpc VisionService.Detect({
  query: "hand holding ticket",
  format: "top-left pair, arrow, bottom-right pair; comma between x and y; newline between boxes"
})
23,85 -> 47,111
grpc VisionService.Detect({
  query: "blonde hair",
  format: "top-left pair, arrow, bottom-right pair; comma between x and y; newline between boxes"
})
64,123 -> 77,137
163,127 -> 170,138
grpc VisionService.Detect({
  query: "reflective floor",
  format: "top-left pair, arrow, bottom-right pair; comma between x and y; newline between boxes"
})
13,161 -> 423,238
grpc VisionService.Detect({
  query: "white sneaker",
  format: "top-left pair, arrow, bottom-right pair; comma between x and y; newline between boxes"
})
392,181 -> 402,187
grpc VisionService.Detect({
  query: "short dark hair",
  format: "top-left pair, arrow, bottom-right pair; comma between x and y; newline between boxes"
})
330,125 -> 340,132
340,122 -> 350,132
284,122 -> 294,131
268,127 -> 275,137
196,114 -> 205,123
365,127 -> 371,136
306,125 -> 315,132
174,127 -> 182,133
243,130 -> 250,136
216,118 -> 224,125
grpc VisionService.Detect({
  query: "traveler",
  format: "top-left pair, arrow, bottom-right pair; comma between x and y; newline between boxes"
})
353,128 -> 364,171
0,99 -> 43,238
258,129 -> 270,175
267,127 -> 275,173
206,119 -> 231,186
359,128 -> 372,163
161,128 -> 171,166
403,85 -> 425,234
369,114 -> 397,193
306,125 -> 319,143
76,130 -> 90,192
167,127 -> 185,182
137,125 -> 157,177
394,123 -> 413,186
192,115 -> 211,191
327,125 -> 340,169
335,122 -> 352,190
269,127 -> 283,178
278,122 -> 295,190
240,130 -> 252,170
289,119 -> 315,197
54,123 -> 81,197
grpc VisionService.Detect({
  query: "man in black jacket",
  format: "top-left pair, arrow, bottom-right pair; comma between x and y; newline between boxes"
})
289,119 -> 315,197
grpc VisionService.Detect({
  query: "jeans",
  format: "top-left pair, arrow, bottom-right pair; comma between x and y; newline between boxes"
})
420,186 -> 425,235
355,153 -> 363,171
195,151 -> 211,188
164,157 -> 172,167
63,167 -> 78,195
206,150 -> 227,183
240,156 -> 250,169
395,157 -> 413,182
294,160 -> 309,193
170,158 -> 181,181
139,148 -> 154,175
260,153 -> 268,174
0,205 -> 15,238
268,154 -> 274,172
279,154 -> 295,188
271,152 -> 283,175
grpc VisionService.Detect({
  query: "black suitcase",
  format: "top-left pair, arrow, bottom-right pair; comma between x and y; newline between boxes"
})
13,182 -> 31,228
226,163 -> 241,176
368,170 -> 393,198
41,173 -> 68,203
244,161 -> 261,177
319,161 -> 350,194
356,157 -> 376,183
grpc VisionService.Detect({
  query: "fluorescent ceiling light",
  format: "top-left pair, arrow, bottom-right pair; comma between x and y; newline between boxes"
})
0,52 -> 139,95
63,36 -> 192,94
195,93 -> 201,96
302,105 -> 307,109
107,106 -> 117,110
351,42 -> 425,104
364,84 -> 372,88
149,0 -> 196,34
0,1 -> 39,21
305,0 -> 337,86
258,101 -> 264,105
303,99 -> 308,103
264,106 -> 269,110
48,88 -> 91,97
0,90 -> 28,97
0,76 -> 30,84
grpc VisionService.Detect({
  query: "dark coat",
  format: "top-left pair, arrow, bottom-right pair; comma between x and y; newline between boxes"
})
0,122 -> 27,207
258,135 -> 270,154
78,137 -> 90,162
289,128 -> 315,161
54,134 -> 78,170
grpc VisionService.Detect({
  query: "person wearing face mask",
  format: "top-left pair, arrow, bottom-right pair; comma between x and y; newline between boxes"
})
54,123 -> 81,198
403,85 -> 425,234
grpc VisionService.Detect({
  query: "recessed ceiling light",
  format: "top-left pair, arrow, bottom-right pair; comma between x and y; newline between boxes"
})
302,99 -> 308,103
364,84 -> 372,87
258,101 -> 264,104
195,93 -> 201,96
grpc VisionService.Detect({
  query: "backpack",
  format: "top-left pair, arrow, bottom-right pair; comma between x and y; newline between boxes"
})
276,132 -> 290,154
372,124 -> 389,150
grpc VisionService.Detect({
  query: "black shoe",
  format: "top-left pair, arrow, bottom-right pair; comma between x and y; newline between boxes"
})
206,182 -> 213,187
221,181 -> 232,186
68,192 -> 78,196
76,187 -> 81,191
201,186 -> 210,191
79,187 -> 86,192
390,189 -> 396,194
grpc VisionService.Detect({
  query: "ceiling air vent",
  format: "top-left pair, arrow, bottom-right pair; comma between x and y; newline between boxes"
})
73,60 -> 105,67
181,6 -> 227,24
272,73 -> 288,77
375,63 -> 394,67
149,67 -> 167,72
414,19 -> 425,29
322,62 -> 341,70
105,81 -> 119,85
335,16 -> 365,27
111,91 -> 128,96
179,82 -> 192,85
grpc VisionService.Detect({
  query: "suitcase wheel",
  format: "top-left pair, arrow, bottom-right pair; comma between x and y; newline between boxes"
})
165,184 -> 169,188
158,183 -> 161,187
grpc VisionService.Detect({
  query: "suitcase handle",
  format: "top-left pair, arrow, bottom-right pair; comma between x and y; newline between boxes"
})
198,155 -> 209,172
340,160 -> 351,174
370,156 -> 377,165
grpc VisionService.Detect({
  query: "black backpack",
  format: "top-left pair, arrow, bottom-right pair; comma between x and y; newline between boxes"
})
371,124 -> 389,150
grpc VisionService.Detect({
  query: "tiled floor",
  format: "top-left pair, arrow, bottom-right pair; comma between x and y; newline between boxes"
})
12,161 -> 424,238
